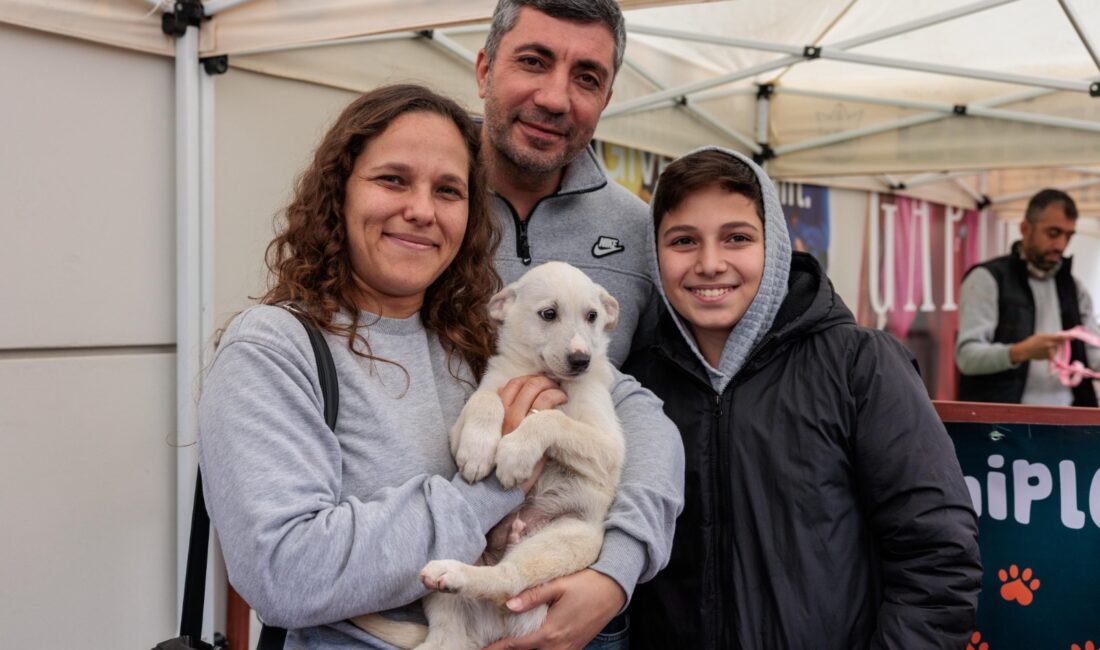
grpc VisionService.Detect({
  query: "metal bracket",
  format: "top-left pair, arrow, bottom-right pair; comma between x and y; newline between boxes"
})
756,83 -> 775,100
201,55 -> 229,76
976,194 -> 992,210
161,0 -> 205,38
953,104 -> 968,116
1090,82 -> 1100,98
752,143 -> 775,163
802,45 -> 822,60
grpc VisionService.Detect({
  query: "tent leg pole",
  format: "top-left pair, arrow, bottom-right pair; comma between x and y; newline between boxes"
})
174,23 -> 205,639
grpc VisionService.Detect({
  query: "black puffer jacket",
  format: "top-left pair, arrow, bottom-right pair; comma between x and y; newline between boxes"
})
625,253 -> 981,650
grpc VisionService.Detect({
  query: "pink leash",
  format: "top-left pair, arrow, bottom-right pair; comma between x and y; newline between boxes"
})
1050,326 -> 1100,387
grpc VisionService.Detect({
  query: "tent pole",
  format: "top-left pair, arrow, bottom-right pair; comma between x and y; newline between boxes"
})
229,31 -> 415,57
776,86 -> 1100,134
829,0 -> 1020,50
622,55 -> 760,153
952,178 -> 986,205
774,113 -> 947,157
755,85 -> 771,167
426,30 -> 478,66
202,0 -> 258,16
174,21 -> 205,636
1057,0 -> 1100,74
820,48 -> 1090,94
603,55 -> 801,118
991,177 -> 1100,204
618,0 -> 1086,121
199,48 -> 221,640
692,86 -> 760,103
1064,166 -> 1100,176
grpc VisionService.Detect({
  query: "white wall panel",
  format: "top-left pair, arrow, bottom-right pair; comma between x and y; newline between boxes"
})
827,187 -> 869,311
214,69 -> 355,325
0,352 -> 177,647
0,23 -> 175,349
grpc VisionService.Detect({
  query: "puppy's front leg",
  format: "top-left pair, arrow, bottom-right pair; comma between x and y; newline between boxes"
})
453,390 -> 504,483
494,416 -> 547,489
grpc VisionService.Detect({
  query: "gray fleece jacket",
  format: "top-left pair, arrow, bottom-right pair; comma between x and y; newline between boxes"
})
492,145 -> 658,367
199,305 -> 683,649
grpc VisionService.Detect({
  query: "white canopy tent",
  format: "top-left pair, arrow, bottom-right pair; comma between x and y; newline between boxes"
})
3,0 -> 1098,642
5,0 -> 1098,212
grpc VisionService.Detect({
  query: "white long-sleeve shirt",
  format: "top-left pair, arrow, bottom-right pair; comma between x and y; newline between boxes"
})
956,266 -> 1100,406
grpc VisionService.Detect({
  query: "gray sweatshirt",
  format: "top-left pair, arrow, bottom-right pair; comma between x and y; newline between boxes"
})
199,305 -> 683,649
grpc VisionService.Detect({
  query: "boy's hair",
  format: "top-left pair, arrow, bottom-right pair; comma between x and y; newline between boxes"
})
652,150 -> 765,232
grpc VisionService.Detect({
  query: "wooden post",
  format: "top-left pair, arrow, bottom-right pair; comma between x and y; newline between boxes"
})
226,583 -> 251,650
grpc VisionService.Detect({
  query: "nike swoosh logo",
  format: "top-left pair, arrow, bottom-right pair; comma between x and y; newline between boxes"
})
592,243 -> 625,258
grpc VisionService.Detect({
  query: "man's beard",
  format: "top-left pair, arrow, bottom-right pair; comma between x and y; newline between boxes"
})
1024,241 -> 1060,271
484,98 -> 589,177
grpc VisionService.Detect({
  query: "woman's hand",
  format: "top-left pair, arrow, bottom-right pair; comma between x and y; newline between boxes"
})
498,375 -> 567,435
482,569 -> 626,650
497,375 -> 566,495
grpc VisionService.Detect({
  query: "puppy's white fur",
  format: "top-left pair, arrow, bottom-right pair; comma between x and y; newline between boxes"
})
353,262 -> 625,650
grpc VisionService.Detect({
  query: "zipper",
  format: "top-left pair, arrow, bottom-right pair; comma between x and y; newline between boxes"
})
712,388 -> 730,648
495,194 -> 545,267
516,217 -> 531,265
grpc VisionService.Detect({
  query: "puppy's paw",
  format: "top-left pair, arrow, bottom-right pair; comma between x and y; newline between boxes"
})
507,517 -> 527,545
494,434 -> 542,489
454,426 -> 499,483
421,559 -> 470,594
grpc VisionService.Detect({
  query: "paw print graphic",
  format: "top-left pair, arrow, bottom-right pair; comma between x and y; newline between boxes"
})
1071,642 -> 1096,650
966,631 -> 988,650
998,564 -> 1040,606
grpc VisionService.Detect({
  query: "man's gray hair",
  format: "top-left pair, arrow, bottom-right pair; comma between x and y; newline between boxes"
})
483,0 -> 626,75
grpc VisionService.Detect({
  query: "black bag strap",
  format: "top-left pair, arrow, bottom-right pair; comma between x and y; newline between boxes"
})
181,307 -> 339,649
179,472 -> 214,649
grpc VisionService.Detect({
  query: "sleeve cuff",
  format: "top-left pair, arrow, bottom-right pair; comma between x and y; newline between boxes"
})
997,343 -> 1019,369
449,474 -> 525,534
590,530 -> 648,608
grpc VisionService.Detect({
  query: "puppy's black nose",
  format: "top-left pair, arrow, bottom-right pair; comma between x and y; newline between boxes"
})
567,352 -> 590,373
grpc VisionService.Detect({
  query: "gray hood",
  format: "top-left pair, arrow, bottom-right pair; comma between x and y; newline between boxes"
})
648,146 -> 792,393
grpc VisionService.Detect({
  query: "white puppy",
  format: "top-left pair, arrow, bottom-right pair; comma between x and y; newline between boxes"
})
354,261 -> 625,650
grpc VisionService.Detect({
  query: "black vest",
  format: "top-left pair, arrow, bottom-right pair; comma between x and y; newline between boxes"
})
957,243 -> 1098,407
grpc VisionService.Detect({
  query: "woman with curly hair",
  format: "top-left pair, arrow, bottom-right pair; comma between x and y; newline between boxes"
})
198,84 -> 552,649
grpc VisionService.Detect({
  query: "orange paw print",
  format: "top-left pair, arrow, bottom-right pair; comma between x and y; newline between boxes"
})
1071,642 -> 1096,650
966,630 -> 989,650
998,564 -> 1040,606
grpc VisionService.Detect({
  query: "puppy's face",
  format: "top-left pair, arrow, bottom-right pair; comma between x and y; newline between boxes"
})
490,262 -> 619,381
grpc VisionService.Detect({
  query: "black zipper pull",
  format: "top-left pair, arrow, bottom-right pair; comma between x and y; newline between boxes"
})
517,218 -> 532,265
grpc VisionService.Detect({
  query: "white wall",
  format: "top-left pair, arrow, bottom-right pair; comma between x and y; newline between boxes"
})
825,187 -> 869,311
0,23 -> 178,647
214,69 -> 355,324
1068,222 -> 1100,326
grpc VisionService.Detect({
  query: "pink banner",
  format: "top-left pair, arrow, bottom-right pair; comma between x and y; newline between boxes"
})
859,194 -> 994,400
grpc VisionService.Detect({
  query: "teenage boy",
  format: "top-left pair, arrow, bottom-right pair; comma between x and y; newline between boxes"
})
623,147 -> 982,650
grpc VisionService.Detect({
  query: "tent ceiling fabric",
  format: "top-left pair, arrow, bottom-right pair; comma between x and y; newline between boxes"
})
202,0 -> 705,56
2,0 -> 1098,211
0,0 -> 172,56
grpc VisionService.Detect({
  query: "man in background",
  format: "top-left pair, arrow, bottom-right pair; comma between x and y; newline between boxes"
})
956,188 -> 1099,406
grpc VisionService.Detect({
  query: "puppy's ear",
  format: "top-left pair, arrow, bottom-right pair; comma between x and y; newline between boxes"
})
600,289 -> 620,332
488,285 -> 517,323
